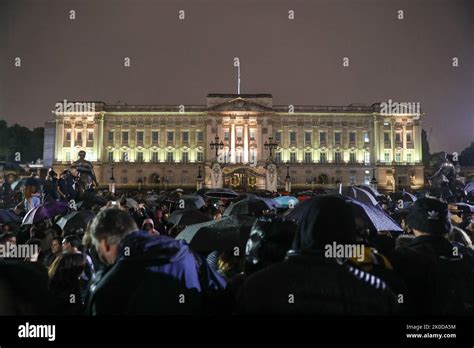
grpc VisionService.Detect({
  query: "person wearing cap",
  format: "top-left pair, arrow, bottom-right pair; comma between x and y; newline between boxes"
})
389,197 -> 474,315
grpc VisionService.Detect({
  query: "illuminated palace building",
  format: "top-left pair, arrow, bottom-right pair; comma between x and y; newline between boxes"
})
46,94 -> 424,191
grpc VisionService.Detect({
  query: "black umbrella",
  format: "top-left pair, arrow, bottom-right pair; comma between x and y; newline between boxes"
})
56,210 -> 96,234
0,209 -> 21,223
176,215 -> 256,253
223,198 -> 272,217
167,209 -> 212,227
204,188 -> 239,199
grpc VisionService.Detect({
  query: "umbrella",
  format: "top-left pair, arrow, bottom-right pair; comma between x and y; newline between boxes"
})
403,191 -> 418,203
125,198 -> 139,209
174,195 -> 206,210
284,195 -> 402,232
176,215 -> 256,253
464,181 -> 474,195
167,209 -> 212,227
11,178 -> 48,191
356,185 -> 382,198
352,187 -> 379,206
346,197 -> 403,232
273,196 -> 299,208
78,191 -> 108,209
56,210 -> 96,234
22,201 -> 70,225
204,188 -> 239,199
456,203 -> 474,213
223,198 -> 272,217
0,209 -> 21,223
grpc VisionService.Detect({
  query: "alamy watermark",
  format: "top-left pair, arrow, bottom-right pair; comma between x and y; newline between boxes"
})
380,99 -> 420,119
0,242 -> 39,259
324,242 -> 365,262
54,100 -> 96,113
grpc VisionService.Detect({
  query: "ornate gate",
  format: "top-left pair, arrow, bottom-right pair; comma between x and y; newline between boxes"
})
222,166 -> 266,191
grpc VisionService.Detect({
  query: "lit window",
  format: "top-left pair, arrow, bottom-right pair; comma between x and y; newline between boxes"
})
349,152 -> 356,163
364,132 -> 370,143
137,152 -> 143,163
320,152 -> 327,163
197,131 -> 204,142
395,133 -> 402,143
107,151 -> 114,162
335,152 -> 342,164
395,153 -> 401,163
407,153 -> 412,163
182,152 -> 189,163
304,152 -> 312,163
364,151 -> 370,164
88,131 -> 94,141
275,152 -> 281,163
224,130 -> 229,141
290,152 -> 297,163
275,131 -> 281,142
406,132 -> 412,142
152,152 -> 159,163
384,153 -> 390,163
167,152 -> 174,162
236,129 -> 243,142
108,131 -> 114,143
197,151 -> 204,162
250,129 -> 256,141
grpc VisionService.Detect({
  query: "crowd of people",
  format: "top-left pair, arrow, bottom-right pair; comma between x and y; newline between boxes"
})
1,166 -> 474,316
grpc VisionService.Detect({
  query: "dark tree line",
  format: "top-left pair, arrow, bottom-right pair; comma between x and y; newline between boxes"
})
0,120 -> 44,163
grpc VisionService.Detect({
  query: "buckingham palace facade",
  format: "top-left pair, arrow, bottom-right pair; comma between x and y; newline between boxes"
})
45,94 -> 425,192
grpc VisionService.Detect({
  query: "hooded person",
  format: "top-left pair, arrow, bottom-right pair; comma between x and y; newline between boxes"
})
85,208 -> 227,315
141,218 -> 160,236
389,197 -> 474,315
236,195 -> 398,315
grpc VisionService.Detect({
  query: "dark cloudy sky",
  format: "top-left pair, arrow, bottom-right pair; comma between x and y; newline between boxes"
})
0,0 -> 472,153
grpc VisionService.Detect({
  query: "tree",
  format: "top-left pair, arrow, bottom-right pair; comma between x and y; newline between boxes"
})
421,128 -> 431,166
0,121 -> 44,163
459,142 -> 474,166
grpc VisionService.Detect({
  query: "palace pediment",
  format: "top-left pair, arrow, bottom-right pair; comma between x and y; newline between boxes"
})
208,97 -> 273,112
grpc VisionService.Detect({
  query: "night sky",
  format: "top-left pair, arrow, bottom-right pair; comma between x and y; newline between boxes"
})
0,0 -> 472,153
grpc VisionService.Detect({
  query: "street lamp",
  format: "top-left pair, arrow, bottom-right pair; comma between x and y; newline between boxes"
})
109,166 -> 115,193
196,165 -> 204,191
370,168 -> 378,190
285,165 -> 291,193
264,136 -> 278,158
209,136 -> 224,159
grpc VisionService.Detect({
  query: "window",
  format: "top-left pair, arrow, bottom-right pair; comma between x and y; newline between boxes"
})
182,131 -> 189,143
334,132 -> 341,143
304,152 -> 312,163
236,151 -> 243,163
384,132 -> 390,143
349,132 -> 356,143
364,175 -> 371,185
407,153 -> 412,163
320,152 -> 327,163
65,151 -> 71,162
364,132 -> 370,143
289,131 -> 297,143
182,152 -> 189,163
197,151 -> 204,162
250,129 -> 256,141
108,131 -> 114,143
395,133 -> 402,143
304,132 -> 312,144
88,131 -> 94,141
349,152 -> 356,163
107,151 -> 114,162
384,152 -> 390,163
275,131 -> 281,143
364,151 -> 370,164
136,131 -> 144,144
65,131 -> 71,141
224,130 -> 229,141
335,152 -> 342,164
320,132 -> 326,143
152,152 -> 159,163
152,131 -> 159,144
290,152 -> 297,163
137,152 -> 143,163
122,131 -> 129,144
197,131 -> 204,142
167,152 -> 174,163
76,131 -> 82,142
406,132 -> 412,142
250,149 -> 256,163
395,153 -> 401,163
122,151 -> 128,162
349,175 -> 356,185
275,152 -> 281,163
167,131 -> 174,143
236,128 -> 243,142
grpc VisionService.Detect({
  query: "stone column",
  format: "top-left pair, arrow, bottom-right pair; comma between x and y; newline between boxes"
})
230,123 -> 236,163
244,123 -> 249,163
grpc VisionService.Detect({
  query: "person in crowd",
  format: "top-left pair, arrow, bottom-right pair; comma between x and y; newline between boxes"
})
142,218 -> 160,236
24,184 -> 41,212
85,208 -> 227,315
43,237 -> 63,268
43,169 -> 59,202
63,235 -> 95,285
236,195 -> 398,315
389,197 -> 474,315
0,232 -> 16,246
49,253 -> 86,315
58,168 -> 77,202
